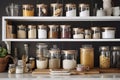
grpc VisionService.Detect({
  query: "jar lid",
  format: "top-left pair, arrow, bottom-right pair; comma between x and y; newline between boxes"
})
28,25 -> 36,28
81,45 -> 92,48
60,25 -> 71,28
73,28 -> 84,32
91,27 -> 100,31
36,43 -> 48,48
17,25 -> 26,28
62,50 -> 77,54
29,57 -> 35,60
36,4 -> 47,8
99,46 -> 109,51
102,27 -> 116,30
111,46 -> 120,50
48,25 -> 59,28
49,50 -> 60,54
79,3 -> 89,8
51,3 -> 63,7
38,25 -> 47,28
65,3 -> 76,8
23,4 -> 34,8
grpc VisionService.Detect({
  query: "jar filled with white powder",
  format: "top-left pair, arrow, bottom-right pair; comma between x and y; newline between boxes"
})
28,25 -> 36,39
17,25 -> 26,39
73,28 -> 84,39
38,25 -> 47,39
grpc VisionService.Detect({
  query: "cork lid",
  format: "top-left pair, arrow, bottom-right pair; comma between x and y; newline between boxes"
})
102,27 -> 116,30
62,50 -> 77,54
36,4 -> 47,8
23,4 -> 34,8
79,3 -> 89,8
65,3 -> 76,8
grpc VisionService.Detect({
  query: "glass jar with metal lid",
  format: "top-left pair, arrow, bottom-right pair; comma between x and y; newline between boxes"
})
36,4 -> 47,16
49,45 -> 60,69
84,29 -> 92,39
17,25 -> 26,39
91,27 -> 101,39
102,27 -> 116,39
111,46 -> 120,68
22,4 -> 34,16
51,3 -> 63,16
37,25 -> 47,39
48,25 -> 59,39
73,28 -> 84,39
80,45 -> 94,68
79,3 -> 90,17
99,46 -> 110,69
60,25 -> 71,38
62,50 -> 77,70
65,4 -> 76,17
28,25 -> 36,39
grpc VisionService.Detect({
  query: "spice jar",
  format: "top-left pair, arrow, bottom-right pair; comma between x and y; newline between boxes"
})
48,25 -> 59,39
84,29 -> 92,39
36,4 -> 47,16
38,25 -> 47,39
22,4 -> 34,16
8,64 -> 16,74
99,46 -> 110,69
51,3 -> 63,16
80,45 -> 94,68
62,50 -> 77,70
28,25 -> 36,39
79,4 -> 90,17
102,27 -> 116,39
60,25 -> 71,38
111,46 -> 120,68
73,28 -> 84,39
49,45 -> 60,69
17,25 -> 26,39
29,57 -> 35,70
91,27 -> 101,39
65,4 -> 76,17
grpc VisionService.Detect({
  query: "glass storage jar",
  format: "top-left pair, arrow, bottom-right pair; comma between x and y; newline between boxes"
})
65,4 -> 76,17
73,28 -> 84,39
111,46 -> 120,68
38,25 -> 47,39
28,25 -> 36,39
8,64 -> 16,74
62,50 -> 77,70
48,25 -> 59,39
51,3 -> 63,16
91,27 -> 101,39
17,25 -> 26,39
79,4 -> 90,17
84,29 -> 92,39
29,57 -> 35,70
60,25 -> 71,38
102,27 -> 116,39
99,46 -> 110,69
22,4 -> 34,16
36,4 -> 47,16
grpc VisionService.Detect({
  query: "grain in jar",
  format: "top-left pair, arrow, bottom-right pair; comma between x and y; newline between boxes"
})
80,45 -> 94,68
84,29 -> 91,39
22,4 -> 34,16
36,4 -> 47,16
73,28 -> 84,39
38,25 -> 47,39
91,27 -> 101,39
28,25 -> 36,39
17,25 -> 26,39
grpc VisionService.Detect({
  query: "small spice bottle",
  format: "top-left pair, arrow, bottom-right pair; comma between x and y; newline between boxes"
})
48,25 -> 59,39
38,25 -> 47,39
73,28 -> 84,39
91,27 -> 101,39
36,4 -> 47,16
28,25 -> 36,39
8,64 -> 16,74
17,25 -> 26,39
51,3 -> 63,16
84,29 -> 91,39
60,25 -> 71,38
22,4 -> 34,16
29,57 -> 35,70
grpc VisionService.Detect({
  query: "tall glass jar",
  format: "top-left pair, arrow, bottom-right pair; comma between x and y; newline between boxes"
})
91,27 -> 101,39
37,25 -> 47,39
48,25 -> 59,39
84,29 -> 92,39
36,4 -> 47,16
80,45 -> 94,68
22,4 -> 34,16
51,3 -> 63,16
17,25 -> 26,39
73,28 -> 84,39
65,4 -> 76,17
62,50 -> 77,70
79,4 -> 90,17
99,46 -> 110,69
60,25 -> 71,38
28,25 -> 36,39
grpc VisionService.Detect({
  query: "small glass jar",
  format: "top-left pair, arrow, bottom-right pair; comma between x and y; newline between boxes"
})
73,28 -> 84,39
91,27 -> 101,39
8,64 -> 16,74
38,25 -> 47,39
62,50 -> 77,70
28,25 -> 36,39
29,57 -> 35,70
22,4 -> 34,16
51,3 -> 63,16
36,4 -> 47,16
60,25 -> 71,38
111,46 -> 120,68
102,27 -> 116,39
79,4 -> 90,17
65,4 -> 76,17
16,65 -> 24,74
99,46 -> 110,69
80,45 -> 94,68
48,25 -> 59,39
84,29 -> 92,39
17,25 -> 26,39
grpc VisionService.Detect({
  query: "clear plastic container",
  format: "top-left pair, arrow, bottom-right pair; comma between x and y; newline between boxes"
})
84,29 -> 92,39
17,25 -> 26,39
36,4 -> 47,16
91,27 -> 101,39
80,45 -> 94,68
51,3 -> 63,16
62,50 -> 77,70
73,28 -> 84,39
28,25 -> 36,39
38,25 -> 47,39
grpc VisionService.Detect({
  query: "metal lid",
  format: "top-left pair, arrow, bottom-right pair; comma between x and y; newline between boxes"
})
62,50 -> 77,54
111,46 -> 120,50
102,27 -> 116,30
60,25 -> 71,28
65,3 -> 76,8
38,25 -> 47,29
36,43 -> 48,48
49,49 -> 60,54
99,46 -> 109,51
91,27 -> 100,31
22,4 -> 34,8
81,45 -> 92,48
36,4 -> 47,8
51,3 -> 63,7
48,25 -> 59,28
29,57 -> 35,60
79,3 -> 89,8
